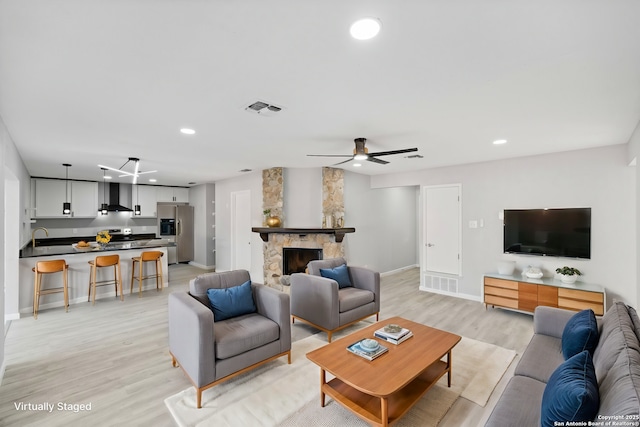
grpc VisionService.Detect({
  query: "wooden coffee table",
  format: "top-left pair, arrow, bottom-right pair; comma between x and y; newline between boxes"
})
306,316 -> 461,427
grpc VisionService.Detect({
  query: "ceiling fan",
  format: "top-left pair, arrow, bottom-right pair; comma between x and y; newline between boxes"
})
307,138 -> 418,165
97,157 -> 157,184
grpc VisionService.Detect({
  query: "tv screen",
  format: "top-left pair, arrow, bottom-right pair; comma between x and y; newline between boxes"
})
503,208 -> 591,259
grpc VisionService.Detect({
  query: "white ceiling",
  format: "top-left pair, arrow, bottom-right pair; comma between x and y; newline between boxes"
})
1,1 -> 639,186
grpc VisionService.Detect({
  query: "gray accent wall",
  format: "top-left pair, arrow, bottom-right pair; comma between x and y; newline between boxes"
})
190,183 -> 215,269
371,145 -> 637,307
343,171 -> 418,273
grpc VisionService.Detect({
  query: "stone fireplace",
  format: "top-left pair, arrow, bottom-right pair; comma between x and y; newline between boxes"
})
257,167 -> 351,290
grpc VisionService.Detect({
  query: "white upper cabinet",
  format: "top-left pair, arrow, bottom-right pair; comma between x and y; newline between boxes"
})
157,187 -> 189,203
71,181 -> 99,217
33,179 -> 98,218
133,185 -> 158,217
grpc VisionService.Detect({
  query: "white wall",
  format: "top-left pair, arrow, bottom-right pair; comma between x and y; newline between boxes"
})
283,168 -> 322,227
214,172 -> 264,282
372,145 -> 637,307
628,121 -> 640,309
1,114 -> 31,383
343,171 -> 419,273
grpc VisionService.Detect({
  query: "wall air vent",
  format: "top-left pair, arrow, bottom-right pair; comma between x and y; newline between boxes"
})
244,100 -> 284,117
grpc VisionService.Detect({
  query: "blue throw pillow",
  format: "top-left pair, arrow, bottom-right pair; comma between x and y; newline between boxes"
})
319,264 -> 352,288
206,280 -> 256,322
562,309 -> 599,359
541,350 -> 599,427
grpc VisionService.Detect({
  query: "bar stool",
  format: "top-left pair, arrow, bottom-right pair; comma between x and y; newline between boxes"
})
88,254 -> 123,305
32,259 -> 69,319
130,251 -> 164,297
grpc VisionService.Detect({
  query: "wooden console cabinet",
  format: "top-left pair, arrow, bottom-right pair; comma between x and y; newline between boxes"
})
484,274 -> 605,315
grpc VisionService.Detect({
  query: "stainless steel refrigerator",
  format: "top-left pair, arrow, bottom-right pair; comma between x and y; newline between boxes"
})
157,204 -> 194,263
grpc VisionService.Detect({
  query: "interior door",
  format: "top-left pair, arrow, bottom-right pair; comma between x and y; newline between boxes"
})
423,185 -> 461,275
231,190 -> 251,271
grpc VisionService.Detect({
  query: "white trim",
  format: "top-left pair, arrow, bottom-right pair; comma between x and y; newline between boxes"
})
380,264 -> 419,277
418,286 -> 481,302
4,313 -> 19,321
0,357 -> 5,386
188,261 -> 215,270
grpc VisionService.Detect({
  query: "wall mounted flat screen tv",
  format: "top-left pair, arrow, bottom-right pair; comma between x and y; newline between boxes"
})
503,208 -> 591,259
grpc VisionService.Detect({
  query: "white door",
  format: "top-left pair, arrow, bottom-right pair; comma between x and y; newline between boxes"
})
230,190 -> 251,271
423,185 -> 461,275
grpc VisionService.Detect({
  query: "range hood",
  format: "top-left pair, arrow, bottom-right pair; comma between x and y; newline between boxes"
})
107,183 -> 133,212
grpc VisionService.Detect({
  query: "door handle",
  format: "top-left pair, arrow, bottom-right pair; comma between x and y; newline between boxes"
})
427,243 -> 435,247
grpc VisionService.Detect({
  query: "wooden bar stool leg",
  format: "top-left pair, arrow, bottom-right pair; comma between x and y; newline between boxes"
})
130,259 -> 136,295
138,258 -> 143,297
33,270 -> 39,319
117,262 -> 123,301
63,266 -> 69,312
156,259 -> 161,291
88,264 -> 92,302
91,262 -> 98,305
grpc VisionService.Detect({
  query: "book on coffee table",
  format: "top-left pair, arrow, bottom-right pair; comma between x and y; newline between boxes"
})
347,339 -> 388,361
374,330 -> 414,345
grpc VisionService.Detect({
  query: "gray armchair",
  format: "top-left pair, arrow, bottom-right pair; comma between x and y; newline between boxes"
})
168,270 -> 291,408
290,257 -> 380,342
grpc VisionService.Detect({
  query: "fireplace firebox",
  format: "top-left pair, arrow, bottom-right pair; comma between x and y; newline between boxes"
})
282,247 -> 323,275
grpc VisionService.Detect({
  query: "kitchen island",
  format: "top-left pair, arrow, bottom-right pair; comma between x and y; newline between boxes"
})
18,237 -> 175,316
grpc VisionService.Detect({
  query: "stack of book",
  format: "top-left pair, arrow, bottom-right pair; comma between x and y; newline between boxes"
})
374,326 -> 413,345
347,339 -> 389,361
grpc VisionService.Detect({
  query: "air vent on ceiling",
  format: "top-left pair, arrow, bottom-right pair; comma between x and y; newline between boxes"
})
406,154 -> 424,159
244,100 -> 284,116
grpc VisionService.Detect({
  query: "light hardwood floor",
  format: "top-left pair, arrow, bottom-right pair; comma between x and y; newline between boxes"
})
0,265 -> 533,426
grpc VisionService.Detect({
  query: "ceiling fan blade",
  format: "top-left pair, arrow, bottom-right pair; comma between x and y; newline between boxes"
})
368,148 -> 418,157
307,154 -> 354,158
366,157 -> 389,165
333,158 -> 354,166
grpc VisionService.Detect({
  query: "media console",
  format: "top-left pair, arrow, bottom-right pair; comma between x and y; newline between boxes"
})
484,273 -> 605,315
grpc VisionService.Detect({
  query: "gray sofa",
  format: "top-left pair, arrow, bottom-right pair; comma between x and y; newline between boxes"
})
290,257 -> 380,342
486,301 -> 640,426
168,270 -> 291,408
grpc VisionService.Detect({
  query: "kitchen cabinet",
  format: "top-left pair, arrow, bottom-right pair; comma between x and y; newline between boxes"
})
33,179 -> 98,218
133,185 -> 159,217
483,274 -> 605,315
157,186 -> 189,203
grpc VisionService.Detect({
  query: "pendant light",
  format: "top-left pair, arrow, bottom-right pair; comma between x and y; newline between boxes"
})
62,163 -> 71,215
134,182 -> 141,216
99,168 -> 108,215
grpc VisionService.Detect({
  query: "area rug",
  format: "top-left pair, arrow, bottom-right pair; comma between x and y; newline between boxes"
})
165,335 -> 516,427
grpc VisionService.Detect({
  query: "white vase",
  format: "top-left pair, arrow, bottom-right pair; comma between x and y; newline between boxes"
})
497,260 -> 516,276
560,274 -> 578,284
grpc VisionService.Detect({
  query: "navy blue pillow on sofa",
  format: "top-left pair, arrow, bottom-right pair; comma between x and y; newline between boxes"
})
561,309 -> 599,359
206,280 -> 256,321
540,350 -> 599,427
320,264 -> 352,289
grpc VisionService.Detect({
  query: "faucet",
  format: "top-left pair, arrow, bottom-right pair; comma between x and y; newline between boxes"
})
32,227 -> 49,248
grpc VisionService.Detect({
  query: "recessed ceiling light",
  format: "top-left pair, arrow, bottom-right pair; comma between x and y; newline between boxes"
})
353,163 -> 362,167
350,18 -> 382,40
149,178 -> 157,182
104,175 -> 112,180
180,128 -> 196,135
493,139 -> 507,145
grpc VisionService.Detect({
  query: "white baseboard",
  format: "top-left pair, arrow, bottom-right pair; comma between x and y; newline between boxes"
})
4,313 -> 20,321
0,356 -> 5,386
418,286 -> 482,302
188,261 -> 215,270
381,264 -> 419,277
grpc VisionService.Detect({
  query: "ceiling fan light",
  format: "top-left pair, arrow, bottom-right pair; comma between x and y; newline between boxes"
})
354,153 -> 368,160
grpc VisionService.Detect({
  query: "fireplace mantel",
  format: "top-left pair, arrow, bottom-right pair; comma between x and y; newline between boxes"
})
252,227 -> 355,243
